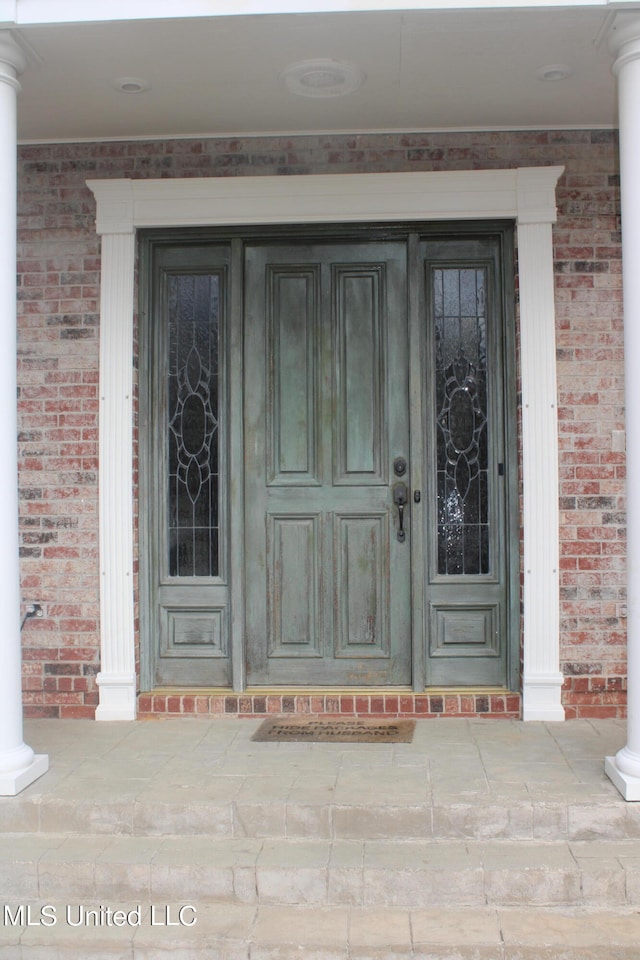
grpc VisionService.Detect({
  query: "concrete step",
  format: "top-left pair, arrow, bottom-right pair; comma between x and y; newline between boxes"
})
3,902 -> 640,959
7,716 -> 636,847
3,834 -> 640,910
3,721 -> 638,957
3,792 -> 640,843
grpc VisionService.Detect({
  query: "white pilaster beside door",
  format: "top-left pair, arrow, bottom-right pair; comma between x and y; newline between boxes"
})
518,210 -> 564,721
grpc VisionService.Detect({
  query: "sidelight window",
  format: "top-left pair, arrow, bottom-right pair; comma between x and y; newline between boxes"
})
167,273 -> 221,578
433,266 -> 490,576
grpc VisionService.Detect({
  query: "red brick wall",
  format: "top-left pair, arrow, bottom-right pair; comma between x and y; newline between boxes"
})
554,145 -> 626,719
17,130 -> 625,719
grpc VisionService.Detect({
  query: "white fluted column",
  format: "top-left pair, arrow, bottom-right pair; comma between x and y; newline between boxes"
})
517,169 -> 565,721
606,15 -> 640,800
88,180 -> 137,721
0,31 -> 48,795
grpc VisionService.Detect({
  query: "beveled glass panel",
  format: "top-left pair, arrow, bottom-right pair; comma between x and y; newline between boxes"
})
433,266 -> 489,576
167,273 -> 220,577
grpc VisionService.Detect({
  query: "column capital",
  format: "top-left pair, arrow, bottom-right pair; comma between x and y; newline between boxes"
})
0,30 -> 25,90
609,13 -> 640,74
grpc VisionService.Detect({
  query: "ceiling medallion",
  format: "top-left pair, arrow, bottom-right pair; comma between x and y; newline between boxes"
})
281,58 -> 365,98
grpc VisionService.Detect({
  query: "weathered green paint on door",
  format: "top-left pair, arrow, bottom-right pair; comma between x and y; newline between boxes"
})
419,236 -> 515,687
244,242 -> 412,685
140,227 -> 517,691
140,243 -> 233,687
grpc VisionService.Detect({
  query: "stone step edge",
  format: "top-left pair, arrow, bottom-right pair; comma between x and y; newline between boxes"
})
2,796 -> 639,841
4,836 -> 640,909
3,902 -> 640,959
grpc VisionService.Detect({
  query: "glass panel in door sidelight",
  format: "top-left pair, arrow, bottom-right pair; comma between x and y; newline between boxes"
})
434,266 -> 490,577
422,235 -> 514,688
142,243 -> 232,688
167,273 -> 221,578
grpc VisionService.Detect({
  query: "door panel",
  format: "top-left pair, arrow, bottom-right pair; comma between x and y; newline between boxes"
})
334,512 -> 390,658
143,244 -> 232,687
421,238 -> 511,686
267,266 -> 320,484
334,265 -> 386,483
244,241 -> 411,686
267,513 -> 322,657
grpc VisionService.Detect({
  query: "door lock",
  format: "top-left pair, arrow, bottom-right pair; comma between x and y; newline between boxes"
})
393,482 -> 409,542
393,457 -> 407,477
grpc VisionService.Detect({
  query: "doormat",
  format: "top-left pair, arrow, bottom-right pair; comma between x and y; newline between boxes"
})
252,717 -> 415,743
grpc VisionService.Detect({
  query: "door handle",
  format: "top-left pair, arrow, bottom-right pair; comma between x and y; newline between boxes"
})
393,482 -> 408,543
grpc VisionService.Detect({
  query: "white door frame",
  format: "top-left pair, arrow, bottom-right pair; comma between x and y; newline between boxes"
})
88,166 -> 565,721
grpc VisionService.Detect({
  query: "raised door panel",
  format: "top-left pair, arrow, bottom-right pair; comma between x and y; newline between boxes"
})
267,514 -> 322,657
334,266 -> 385,484
428,600 -> 503,685
334,512 -> 389,658
267,266 -> 320,485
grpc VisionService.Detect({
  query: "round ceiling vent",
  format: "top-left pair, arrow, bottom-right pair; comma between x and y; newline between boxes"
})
281,59 -> 365,98
536,64 -> 572,82
113,77 -> 150,94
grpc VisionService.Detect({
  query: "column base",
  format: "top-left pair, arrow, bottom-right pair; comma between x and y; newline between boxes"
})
605,756 -> 640,801
522,673 -> 565,721
0,753 -> 48,797
96,672 -> 137,721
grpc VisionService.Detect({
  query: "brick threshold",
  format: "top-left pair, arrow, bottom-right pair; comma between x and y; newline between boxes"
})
137,688 -> 522,719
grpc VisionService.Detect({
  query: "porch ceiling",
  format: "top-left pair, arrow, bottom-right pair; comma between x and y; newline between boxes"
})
13,5 -> 618,142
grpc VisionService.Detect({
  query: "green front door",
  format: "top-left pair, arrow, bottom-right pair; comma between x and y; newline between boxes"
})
141,226 -> 517,691
244,241 -> 412,685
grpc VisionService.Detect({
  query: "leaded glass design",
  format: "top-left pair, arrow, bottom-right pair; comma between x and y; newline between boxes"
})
167,273 -> 220,577
433,267 -> 489,575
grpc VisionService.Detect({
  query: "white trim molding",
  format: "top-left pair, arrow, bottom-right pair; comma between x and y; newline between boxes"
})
2,0 -> 630,30
88,166 -> 565,721
517,216 -> 564,721
95,230 -> 136,721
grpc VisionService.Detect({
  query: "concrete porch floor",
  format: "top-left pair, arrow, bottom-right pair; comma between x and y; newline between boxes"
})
2,716 -> 640,958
